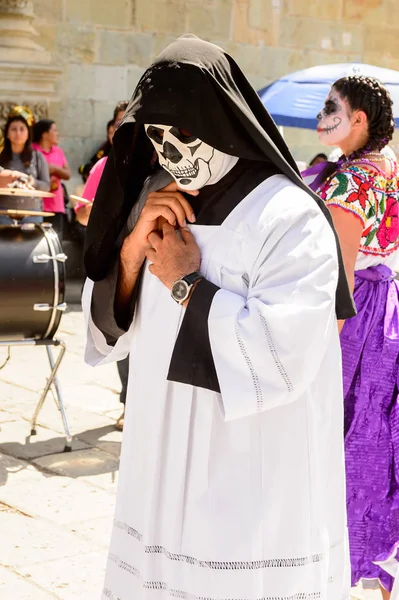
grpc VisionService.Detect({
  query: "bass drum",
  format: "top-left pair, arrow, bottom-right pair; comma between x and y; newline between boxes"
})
0,223 -> 67,341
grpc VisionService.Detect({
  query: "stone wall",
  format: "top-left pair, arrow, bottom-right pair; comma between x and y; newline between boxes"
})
31,0 -> 399,186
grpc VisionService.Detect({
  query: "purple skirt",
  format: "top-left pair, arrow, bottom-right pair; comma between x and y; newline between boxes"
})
342,264 -> 399,591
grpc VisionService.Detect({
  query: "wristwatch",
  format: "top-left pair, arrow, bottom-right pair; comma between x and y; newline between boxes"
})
171,271 -> 203,304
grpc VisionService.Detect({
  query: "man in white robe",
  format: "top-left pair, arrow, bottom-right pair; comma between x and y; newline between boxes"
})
82,35 -> 354,600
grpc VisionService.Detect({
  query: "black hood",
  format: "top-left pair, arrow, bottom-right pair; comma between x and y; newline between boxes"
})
84,34 -> 355,319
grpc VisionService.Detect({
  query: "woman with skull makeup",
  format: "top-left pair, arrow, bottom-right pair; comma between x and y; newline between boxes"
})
310,76 -> 399,599
81,36 -> 355,600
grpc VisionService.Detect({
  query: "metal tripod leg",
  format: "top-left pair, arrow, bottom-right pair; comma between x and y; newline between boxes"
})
47,344 -> 72,451
30,340 -> 72,451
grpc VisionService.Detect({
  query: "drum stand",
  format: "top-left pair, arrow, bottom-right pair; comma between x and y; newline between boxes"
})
0,337 -> 72,452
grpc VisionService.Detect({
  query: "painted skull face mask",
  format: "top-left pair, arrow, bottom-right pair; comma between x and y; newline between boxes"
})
145,124 -> 238,191
317,92 -> 351,147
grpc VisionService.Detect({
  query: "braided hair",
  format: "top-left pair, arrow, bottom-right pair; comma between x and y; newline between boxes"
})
335,75 -> 394,157
319,76 -> 395,182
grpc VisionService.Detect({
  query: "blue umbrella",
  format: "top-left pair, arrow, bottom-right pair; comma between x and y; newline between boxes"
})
258,63 -> 399,129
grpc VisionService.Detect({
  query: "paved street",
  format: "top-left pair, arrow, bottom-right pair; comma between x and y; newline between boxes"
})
0,306 -> 121,599
0,307 -> 381,599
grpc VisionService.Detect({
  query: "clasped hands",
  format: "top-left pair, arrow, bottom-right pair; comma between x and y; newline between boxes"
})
121,181 -> 201,292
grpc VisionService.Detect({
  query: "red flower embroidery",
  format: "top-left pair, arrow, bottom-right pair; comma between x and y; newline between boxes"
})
347,180 -> 371,210
376,196 -> 399,249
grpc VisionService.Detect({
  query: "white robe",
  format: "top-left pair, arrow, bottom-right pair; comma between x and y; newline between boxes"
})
83,174 -> 350,600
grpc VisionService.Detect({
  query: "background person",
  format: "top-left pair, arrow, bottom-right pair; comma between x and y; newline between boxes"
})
112,100 -> 128,123
75,156 -> 107,226
0,114 -> 50,224
33,119 -> 71,239
309,152 -> 327,167
78,100 -> 128,182
78,122 -> 113,183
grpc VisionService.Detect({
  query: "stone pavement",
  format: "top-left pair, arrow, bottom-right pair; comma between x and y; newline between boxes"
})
0,307 -> 382,599
0,306 -> 121,599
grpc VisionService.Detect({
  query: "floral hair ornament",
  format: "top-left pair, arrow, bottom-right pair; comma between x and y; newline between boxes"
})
8,106 -> 35,128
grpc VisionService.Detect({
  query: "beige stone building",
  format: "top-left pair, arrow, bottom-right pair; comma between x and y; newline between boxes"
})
1,0 -> 399,187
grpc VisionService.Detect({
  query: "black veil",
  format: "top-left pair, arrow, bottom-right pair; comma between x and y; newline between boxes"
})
84,34 -> 355,319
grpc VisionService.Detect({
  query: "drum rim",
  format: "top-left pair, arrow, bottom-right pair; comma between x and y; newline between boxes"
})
40,224 -> 61,339
46,225 -> 66,340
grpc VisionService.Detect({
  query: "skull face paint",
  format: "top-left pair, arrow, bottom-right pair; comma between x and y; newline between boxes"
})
145,124 -> 238,190
317,93 -> 351,147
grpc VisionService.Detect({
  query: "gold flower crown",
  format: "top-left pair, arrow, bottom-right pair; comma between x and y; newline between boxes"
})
8,105 -> 35,127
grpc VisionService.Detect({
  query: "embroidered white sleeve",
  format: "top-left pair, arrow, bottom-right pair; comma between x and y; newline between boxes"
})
208,191 -> 340,421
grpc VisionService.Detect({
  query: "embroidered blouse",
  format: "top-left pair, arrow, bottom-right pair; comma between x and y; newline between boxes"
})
317,161 -> 399,271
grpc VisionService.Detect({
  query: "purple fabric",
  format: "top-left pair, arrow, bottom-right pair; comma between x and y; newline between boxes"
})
342,264 -> 399,591
301,161 -> 328,192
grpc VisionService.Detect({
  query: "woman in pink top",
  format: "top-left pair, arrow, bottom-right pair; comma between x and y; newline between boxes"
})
75,155 -> 108,225
33,119 -> 71,238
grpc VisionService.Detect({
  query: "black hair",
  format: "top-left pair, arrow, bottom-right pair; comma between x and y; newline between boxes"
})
309,152 -> 327,166
113,101 -> 128,121
334,76 -> 394,155
320,76 -> 395,182
0,115 -> 33,167
32,119 -> 55,144
107,119 -> 115,130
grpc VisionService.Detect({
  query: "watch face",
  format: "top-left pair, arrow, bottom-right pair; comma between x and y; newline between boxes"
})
172,280 -> 189,302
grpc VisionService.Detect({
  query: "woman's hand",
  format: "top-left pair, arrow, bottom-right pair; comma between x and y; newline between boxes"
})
76,203 -> 93,226
49,163 -> 71,181
0,169 -> 29,187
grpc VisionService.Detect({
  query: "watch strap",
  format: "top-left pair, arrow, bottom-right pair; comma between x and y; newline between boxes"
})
182,271 -> 203,286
